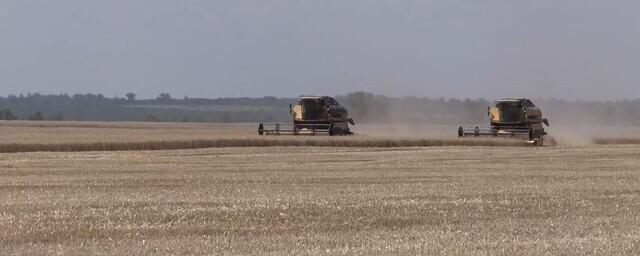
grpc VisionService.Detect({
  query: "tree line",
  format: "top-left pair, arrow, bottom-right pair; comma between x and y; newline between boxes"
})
0,92 -> 639,126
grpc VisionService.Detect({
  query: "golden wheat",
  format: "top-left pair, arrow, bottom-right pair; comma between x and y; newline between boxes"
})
0,121 -> 532,152
0,137 -> 528,153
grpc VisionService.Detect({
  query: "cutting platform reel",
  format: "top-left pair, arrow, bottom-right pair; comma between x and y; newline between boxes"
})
258,122 -> 351,136
458,125 -> 546,146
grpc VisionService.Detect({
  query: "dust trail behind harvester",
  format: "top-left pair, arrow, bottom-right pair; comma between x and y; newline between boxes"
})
354,118 -> 640,147
355,124 -> 454,138
343,95 -> 640,146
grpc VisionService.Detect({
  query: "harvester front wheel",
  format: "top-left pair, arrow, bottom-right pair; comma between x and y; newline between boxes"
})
329,122 -> 353,136
329,123 -> 339,136
258,123 -> 264,136
529,128 -> 544,146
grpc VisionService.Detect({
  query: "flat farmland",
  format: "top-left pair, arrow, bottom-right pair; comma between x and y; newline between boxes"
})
1,121 -> 640,255
0,122 -> 462,144
2,121 -> 639,146
0,121 -> 258,144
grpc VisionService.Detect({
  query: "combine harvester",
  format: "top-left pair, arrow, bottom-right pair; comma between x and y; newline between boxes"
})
258,96 -> 355,136
458,98 -> 550,146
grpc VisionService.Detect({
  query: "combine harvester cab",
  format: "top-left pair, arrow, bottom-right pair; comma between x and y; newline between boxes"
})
258,96 -> 355,136
458,98 -> 550,146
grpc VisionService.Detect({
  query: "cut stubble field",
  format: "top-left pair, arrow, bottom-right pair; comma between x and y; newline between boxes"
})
1,121 -> 640,255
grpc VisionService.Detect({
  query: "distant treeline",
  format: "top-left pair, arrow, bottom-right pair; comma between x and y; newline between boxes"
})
0,93 -> 293,123
0,92 -> 639,125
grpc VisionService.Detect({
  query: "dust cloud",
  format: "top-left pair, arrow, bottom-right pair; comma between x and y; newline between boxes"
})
355,123 -> 640,146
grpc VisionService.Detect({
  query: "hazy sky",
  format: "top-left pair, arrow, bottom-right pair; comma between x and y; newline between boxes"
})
1,1 -> 639,100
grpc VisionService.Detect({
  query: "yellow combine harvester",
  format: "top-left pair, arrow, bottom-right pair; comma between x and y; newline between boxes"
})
258,96 -> 355,136
458,98 -> 550,146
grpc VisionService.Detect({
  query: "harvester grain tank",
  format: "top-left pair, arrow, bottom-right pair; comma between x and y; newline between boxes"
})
458,98 -> 550,145
258,96 -> 355,136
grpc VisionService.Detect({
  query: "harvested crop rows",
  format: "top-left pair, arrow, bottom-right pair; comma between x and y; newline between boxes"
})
1,121 -> 640,255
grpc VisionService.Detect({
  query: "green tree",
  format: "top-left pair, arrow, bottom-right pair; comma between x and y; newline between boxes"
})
125,92 -> 136,101
0,109 -> 18,120
48,112 -> 65,121
344,92 -> 376,121
157,93 -> 172,101
221,113 -> 232,123
145,114 -> 160,122
29,112 -> 45,121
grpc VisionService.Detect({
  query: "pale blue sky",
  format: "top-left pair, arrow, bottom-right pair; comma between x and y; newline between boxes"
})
1,0 -> 639,100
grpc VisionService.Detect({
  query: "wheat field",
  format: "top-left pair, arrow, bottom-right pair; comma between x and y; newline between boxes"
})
1,121 -> 640,255
0,121 -> 257,144
0,121 -> 530,153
